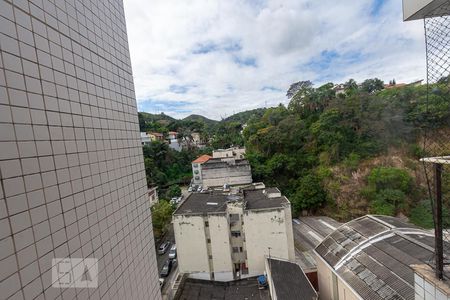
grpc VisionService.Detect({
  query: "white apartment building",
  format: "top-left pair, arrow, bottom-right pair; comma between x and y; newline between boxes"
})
141,132 -> 152,146
148,186 -> 159,207
173,187 -> 295,281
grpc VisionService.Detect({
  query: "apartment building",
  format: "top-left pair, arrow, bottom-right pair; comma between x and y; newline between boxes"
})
172,186 -> 295,281
148,186 -> 159,207
0,0 -> 161,299
140,132 -> 152,146
191,154 -> 212,185
191,148 -> 252,188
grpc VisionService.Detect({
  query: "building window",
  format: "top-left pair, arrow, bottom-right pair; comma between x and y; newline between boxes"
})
232,247 -> 239,253
209,255 -> 213,259
229,214 -> 239,221
241,263 -> 249,275
205,221 -> 209,227
239,247 -> 243,252
231,231 -> 241,238
207,238 -> 211,243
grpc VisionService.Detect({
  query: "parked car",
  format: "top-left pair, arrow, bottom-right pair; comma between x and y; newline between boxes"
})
159,278 -> 165,288
171,258 -> 177,269
158,241 -> 171,255
170,197 -> 182,205
188,186 -> 193,192
168,244 -> 177,259
160,259 -> 172,277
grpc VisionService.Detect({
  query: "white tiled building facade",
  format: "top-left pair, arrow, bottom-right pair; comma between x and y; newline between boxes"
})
0,0 -> 161,299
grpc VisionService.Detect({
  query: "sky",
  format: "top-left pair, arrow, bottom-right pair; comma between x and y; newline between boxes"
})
123,0 -> 426,120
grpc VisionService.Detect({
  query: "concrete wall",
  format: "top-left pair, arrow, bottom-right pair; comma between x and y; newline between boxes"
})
202,164 -> 252,187
0,0 -> 161,299
316,256 -> 360,300
208,214 -> 234,281
316,257 -> 334,300
243,207 -> 295,277
265,258 -> 277,300
173,215 -> 209,274
192,163 -> 202,185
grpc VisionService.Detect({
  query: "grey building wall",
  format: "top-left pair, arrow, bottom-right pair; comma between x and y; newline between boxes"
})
0,0 -> 161,299
201,161 -> 252,187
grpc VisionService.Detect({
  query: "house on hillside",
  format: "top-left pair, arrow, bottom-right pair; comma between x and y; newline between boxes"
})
140,132 -> 152,145
213,147 -> 246,159
149,132 -> 164,141
167,131 -> 182,151
168,131 -> 178,140
148,186 -> 159,207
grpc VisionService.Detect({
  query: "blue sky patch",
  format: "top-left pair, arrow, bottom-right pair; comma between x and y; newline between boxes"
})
371,0 -> 385,16
138,99 -> 193,114
169,84 -> 195,94
261,86 -> 282,92
233,55 -> 257,67
192,42 -> 219,54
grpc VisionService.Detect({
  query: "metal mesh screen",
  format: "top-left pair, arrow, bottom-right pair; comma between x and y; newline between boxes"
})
423,1 -> 450,280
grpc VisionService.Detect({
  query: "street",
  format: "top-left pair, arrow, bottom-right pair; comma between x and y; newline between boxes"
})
157,186 -> 191,299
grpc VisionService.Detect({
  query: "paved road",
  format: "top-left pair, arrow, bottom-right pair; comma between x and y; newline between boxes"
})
158,188 -> 190,298
156,225 -> 175,271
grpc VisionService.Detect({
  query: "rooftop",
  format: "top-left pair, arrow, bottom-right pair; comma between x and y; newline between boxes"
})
192,154 -> 212,164
267,258 -> 318,300
292,216 -> 342,271
173,188 -> 289,215
243,189 -> 288,210
315,215 -> 449,300
201,158 -> 250,169
174,277 -> 270,300
293,216 -> 341,252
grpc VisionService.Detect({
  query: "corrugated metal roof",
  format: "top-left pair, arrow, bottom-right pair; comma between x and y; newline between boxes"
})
315,215 -> 438,300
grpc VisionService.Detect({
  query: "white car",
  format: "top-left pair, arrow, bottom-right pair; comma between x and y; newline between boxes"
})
168,244 -> 177,259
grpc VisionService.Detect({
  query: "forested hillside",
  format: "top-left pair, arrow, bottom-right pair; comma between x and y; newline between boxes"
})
138,78 -> 449,227
243,79 -> 450,227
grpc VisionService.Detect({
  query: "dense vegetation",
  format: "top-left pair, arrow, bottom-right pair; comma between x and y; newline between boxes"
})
142,141 -> 208,193
140,78 -> 450,228
243,79 -> 450,225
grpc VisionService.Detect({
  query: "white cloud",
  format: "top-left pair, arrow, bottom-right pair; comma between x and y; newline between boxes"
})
123,0 -> 426,120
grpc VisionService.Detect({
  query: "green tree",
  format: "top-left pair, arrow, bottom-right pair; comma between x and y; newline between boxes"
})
360,78 -> 384,94
151,200 -> 174,238
368,167 -> 412,193
290,174 -> 327,215
166,185 -> 182,198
